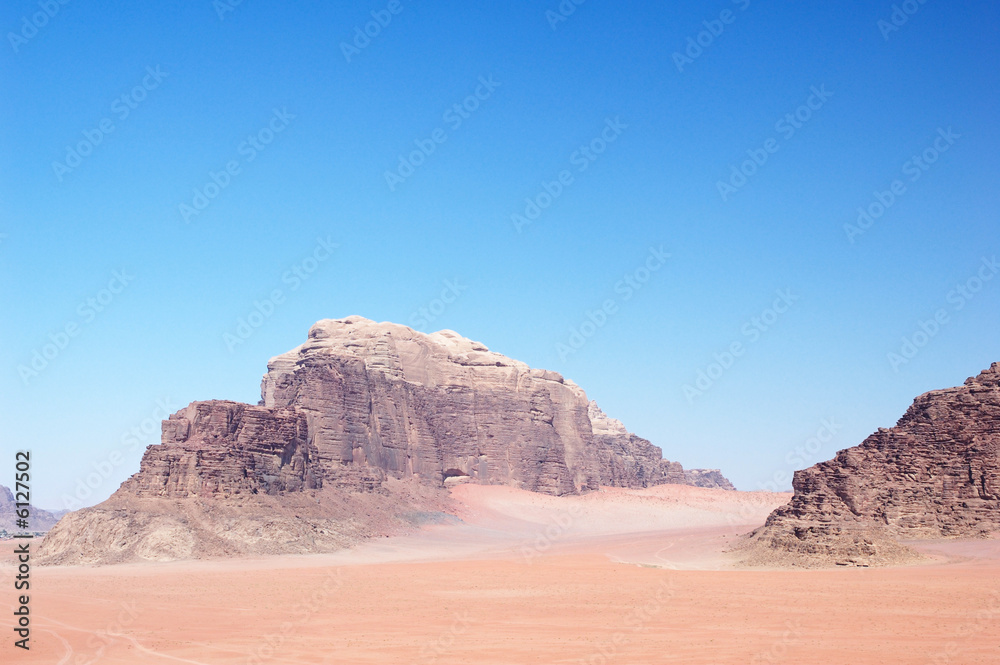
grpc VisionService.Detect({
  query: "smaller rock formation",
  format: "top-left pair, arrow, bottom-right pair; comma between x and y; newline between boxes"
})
741,363 -> 1000,567
588,401 -> 735,490
0,485 -> 61,533
37,479 -> 449,566
122,401 -> 322,498
683,469 -> 737,491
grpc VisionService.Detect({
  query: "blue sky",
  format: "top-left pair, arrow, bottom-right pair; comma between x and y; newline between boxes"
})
2,0 -> 997,508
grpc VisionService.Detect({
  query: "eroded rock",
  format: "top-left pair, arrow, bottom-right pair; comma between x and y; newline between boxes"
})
742,363 -> 1000,567
40,317 -> 730,564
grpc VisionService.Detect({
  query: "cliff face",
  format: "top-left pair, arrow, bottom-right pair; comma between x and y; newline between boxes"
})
121,401 -> 321,498
586,401 -> 732,490
261,319 -> 598,495
257,317 -> 726,495
743,363 -> 1000,567
39,317 -> 730,564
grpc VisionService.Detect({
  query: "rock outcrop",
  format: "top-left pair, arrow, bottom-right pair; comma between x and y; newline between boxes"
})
40,317 -> 730,564
586,401 -> 733,489
257,317 -> 726,495
742,363 -> 1000,567
122,401 -> 322,498
683,469 -> 737,491
36,480 -> 449,565
0,485 -> 61,533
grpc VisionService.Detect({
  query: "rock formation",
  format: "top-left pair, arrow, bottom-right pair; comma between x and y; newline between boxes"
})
742,363 -> 1000,567
40,316 -> 730,564
0,485 -> 61,533
683,468 -> 737,491
586,401 -> 733,490
254,317 -> 726,494
36,479 -> 448,565
122,401 -> 322,498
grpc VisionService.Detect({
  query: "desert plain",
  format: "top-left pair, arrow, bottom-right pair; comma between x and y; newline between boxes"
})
3,483 -> 998,665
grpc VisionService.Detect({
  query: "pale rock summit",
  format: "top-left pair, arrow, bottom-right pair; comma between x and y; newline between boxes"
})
588,400 -> 629,437
258,316 -> 728,494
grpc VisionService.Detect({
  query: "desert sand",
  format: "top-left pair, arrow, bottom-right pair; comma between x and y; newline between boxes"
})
3,484 -> 998,664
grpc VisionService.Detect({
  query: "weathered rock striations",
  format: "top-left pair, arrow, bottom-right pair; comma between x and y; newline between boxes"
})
122,401 -> 322,498
258,317 -> 726,495
683,469 -> 737,491
261,319 -> 598,495
587,401 -> 721,488
587,401 -> 734,489
39,316 -> 732,564
743,363 -> 1000,567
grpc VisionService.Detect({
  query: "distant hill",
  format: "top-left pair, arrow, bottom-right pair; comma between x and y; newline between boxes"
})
1,484 -> 62,532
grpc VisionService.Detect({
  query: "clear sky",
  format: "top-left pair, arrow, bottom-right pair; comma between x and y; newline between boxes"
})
2,0 -> 997,509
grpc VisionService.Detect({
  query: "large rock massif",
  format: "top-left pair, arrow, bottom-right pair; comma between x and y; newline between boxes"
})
743,363 -> 1000,567
256,318 -> 731,494
40,317 -> 730,564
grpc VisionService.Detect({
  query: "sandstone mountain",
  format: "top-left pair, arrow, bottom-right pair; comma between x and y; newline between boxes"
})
40,316 -> 731,564
741,363 -> 1000,567
0,484 -> 61,533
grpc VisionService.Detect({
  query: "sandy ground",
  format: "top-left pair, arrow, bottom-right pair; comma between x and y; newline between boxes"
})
2,484 -> 998,664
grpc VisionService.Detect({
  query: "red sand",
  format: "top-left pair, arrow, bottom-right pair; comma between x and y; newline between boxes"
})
3,484 -> 998,664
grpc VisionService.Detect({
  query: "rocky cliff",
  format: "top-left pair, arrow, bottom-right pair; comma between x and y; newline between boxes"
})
683,468 -> 737,491
39,316 -> 730,564
0,485 -> 61,533
255,317 -> 726,494
742,363 -> 1000,567
121,401 -> 321,498
586,401 -> 733,490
